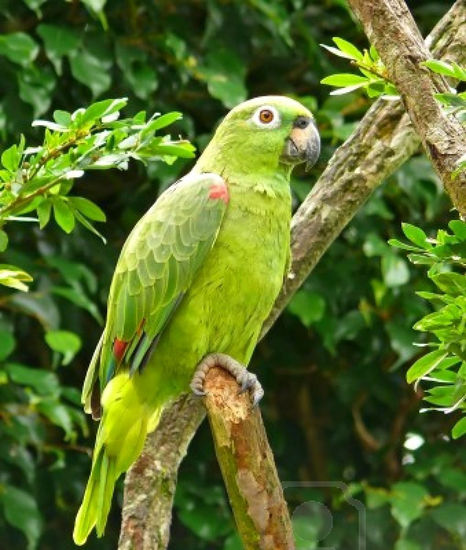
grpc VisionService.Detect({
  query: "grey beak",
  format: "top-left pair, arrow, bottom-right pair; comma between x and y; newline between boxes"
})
281,118 -> 320,171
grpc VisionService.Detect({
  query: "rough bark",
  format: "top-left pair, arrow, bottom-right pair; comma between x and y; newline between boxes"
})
348,0 -> 466,216
118,395 -> 204,550
119,3 -> 466,548
203,367 -> 294,550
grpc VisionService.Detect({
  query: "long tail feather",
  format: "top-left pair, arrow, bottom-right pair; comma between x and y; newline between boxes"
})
73,449 -> 120,545
75,371 -> 165,545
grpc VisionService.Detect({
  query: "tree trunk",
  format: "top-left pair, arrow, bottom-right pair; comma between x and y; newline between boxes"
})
348,0 -> 466,216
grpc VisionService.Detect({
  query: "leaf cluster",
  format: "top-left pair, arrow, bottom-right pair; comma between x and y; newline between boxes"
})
321,37 -> 398,99
0,99 -> 193,292
391,220 -> 466,438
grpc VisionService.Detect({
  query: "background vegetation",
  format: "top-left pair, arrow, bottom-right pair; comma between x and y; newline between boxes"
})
1,1 -> 464,549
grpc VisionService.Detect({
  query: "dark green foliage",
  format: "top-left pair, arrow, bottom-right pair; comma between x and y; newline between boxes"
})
0,1 -> 462,549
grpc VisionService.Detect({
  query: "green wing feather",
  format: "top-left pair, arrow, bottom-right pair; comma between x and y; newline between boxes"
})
82,172 -> 228,414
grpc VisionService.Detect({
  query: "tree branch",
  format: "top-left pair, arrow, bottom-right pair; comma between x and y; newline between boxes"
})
347,0 -> 466,216
118,395 -> 205,550
119,3 -> 466,548
263,0 -> 466,333
203,366 -> 294,550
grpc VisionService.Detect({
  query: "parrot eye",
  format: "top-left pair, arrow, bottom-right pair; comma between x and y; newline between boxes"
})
259,109 -> 274,123
251,105 -> 280,129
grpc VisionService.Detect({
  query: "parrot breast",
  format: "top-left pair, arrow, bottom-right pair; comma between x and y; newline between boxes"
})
132,176 -> 291,403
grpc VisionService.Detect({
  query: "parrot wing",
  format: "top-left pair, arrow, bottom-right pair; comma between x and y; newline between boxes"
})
82,172 -> 229,415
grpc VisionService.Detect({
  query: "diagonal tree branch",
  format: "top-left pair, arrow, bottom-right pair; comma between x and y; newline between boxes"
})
118,2 -> 466,548
263,0 -> 466,332
348,0 -> 466,216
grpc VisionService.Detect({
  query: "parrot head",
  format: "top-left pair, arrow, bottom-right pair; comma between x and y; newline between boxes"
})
197,96 -> 320,175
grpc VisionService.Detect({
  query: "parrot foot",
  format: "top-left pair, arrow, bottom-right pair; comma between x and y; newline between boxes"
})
190,353 -> 264,407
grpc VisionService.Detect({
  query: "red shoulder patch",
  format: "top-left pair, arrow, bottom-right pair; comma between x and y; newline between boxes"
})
113,338 -> 128,362
208,182 -> 229,204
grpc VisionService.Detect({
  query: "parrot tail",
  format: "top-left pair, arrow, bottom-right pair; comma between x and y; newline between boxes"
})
73,372 -> 166,545
73,449 -> 118,546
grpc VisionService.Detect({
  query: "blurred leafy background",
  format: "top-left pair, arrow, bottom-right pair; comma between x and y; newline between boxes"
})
1,1 -> 465,549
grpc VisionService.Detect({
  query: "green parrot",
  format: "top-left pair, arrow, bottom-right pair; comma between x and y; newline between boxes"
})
73,95 -> 320,545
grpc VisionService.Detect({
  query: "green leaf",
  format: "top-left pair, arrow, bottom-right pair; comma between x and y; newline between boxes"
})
81,98 -> 128,125
363,233 -> 389,257
53,200 -> 75,233
0,229 -> 8,252
0,329 -> 16,360
321,73 -> 368,87
422,59 -> 458,78
431,272 -> 466,296
386,322 -> 417,363
74,211 -> 107,243
382,255 -> 410,287
448,219 -> 466,240
69,49 -> 111,98
52,110 -> 72,127
388,239 -> 423,252
321,44 -> 357,61
152,142 -> 196,158
401,223 -> 429,248
6,363 -> 59,395
1,485 -> 42,549
0,264 -> 33,292
0,32 -> 39,66
9,292 -> 59,329
144,112 -> 183,134
431,503 -> 466,537
82,0 -> 107,12
224,533 -> 243,550
18,66 -> 56,118
69,197 -> 106,222
390,482 -> 428,529
115,45 -> 158,100
452,417 -> 466,439
36,24 -> 80,74
36,200 -> 52,229
332,37 -> 363,60
199,48 -> 247,108
45,330 -> 82,365
1,144 -> 20,172
406,349 -> 448,384
435,92 -> 466,109
52,286 -> 103,323
394,540 -> 421,550
407,254 -> 436,266
36,399 -> 75,439
177,499 -> 232,540
23,0 -> 47,12
288,290 -> 326,327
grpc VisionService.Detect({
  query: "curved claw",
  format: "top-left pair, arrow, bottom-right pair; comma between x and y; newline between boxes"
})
190,384 -> 207,397
238,372 -> 257,394
190,353 -> 264,407
251,384 -> 265,407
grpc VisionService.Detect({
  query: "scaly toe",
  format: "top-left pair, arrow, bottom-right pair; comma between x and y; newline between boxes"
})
190,378 -> 207,397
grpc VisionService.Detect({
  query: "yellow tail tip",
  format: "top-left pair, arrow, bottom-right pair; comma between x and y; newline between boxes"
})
73,504 -> 94,546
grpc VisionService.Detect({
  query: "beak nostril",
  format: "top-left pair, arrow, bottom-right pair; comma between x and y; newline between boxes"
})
294,116 -> 311,129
